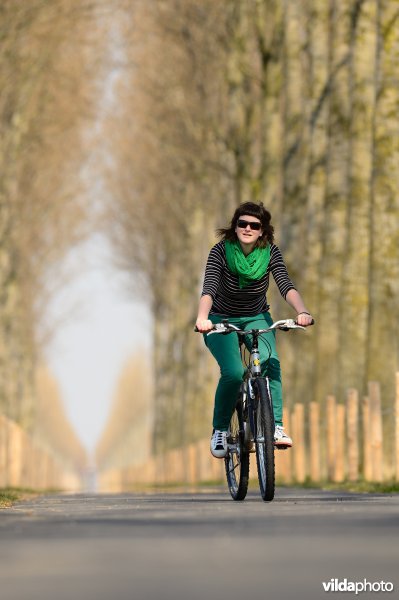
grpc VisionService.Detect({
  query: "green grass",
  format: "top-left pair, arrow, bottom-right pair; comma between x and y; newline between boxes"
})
314,480 -> 399,494
117,478 -> 399,495
0,487 -> 49,508
276,478 -> 399,494
118,478 -> 230,492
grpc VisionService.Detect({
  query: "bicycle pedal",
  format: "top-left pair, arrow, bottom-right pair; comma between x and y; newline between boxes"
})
275,444 -> 291,450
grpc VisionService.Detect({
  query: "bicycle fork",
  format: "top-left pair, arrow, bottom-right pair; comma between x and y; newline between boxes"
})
246,376 -> 274,447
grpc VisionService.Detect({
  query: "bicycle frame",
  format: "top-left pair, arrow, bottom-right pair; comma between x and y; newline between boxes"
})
197,317 -> 313,501
206,318 -> 306,448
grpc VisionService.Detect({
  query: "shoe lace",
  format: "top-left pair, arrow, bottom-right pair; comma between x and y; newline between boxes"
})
214,430 -> 225,446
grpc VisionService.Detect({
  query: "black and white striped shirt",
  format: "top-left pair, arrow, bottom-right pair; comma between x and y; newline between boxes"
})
201,241 -> 296,316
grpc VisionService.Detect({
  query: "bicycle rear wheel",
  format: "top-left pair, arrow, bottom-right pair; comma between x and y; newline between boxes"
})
253,377 -> 275,502
225,398 -> 249,501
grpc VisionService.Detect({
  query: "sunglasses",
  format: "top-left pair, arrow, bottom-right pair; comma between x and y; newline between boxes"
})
237,219 -> 262,231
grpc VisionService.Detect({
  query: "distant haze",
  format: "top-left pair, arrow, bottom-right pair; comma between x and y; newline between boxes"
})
44,236 -> 151,455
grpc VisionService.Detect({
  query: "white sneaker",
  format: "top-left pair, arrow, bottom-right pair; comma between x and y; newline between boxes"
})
274,425 -> 293,448
210,429 -> 228,458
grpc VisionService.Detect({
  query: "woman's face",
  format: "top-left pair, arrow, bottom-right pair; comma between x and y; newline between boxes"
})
235,214 -> 263,248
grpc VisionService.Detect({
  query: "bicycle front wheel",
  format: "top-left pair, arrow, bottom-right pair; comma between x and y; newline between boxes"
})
225,398 -> 249,501
253,377 -> 275,502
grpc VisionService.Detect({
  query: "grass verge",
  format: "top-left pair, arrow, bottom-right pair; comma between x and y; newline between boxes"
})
119,479 -> 399,495
292,479 -> 399,494
0,487 -> 46,509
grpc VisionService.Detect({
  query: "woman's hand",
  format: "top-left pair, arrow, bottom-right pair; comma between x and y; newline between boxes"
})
285,290 -> 314,327
195,295 -> 214,332
296,312 -> 314,327
195,317 -> 214,333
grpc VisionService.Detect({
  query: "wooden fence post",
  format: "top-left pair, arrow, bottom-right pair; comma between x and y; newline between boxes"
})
309,402 -> 320,482
210,453 -> 225,482
283,406 -> 293,483
197,439 -> 212,482
369,381 -> 383,482
8,420 -> 23,488
362,396 -> 372,481
165,449 -> 179,484
0,415 -> 7,487
326,395 -> 336,480
155,454 -> 165,486
289,407 -> 296,483
276,407 -> 292,483
347,389 -> 359,481
186,444 -> 198,485
396,373 -> 399,481
293,403 -> 306,483
144,457 -> 156,486
334,404 -> 346,482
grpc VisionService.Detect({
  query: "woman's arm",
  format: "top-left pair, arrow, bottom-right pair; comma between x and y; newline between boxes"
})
196,243 -> 224,332
285,289 -> 314,327
196,294 -> 214,332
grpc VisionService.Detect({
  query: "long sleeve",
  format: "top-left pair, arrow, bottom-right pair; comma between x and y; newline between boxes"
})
201,243 -> 224,300
269,246 -> 296,299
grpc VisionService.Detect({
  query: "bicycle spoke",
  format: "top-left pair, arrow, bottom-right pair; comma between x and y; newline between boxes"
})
228,459 -> 241,474
224,400 -> 249,501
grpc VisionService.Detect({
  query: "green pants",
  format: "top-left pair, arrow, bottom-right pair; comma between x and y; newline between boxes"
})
204,312 -> 283,431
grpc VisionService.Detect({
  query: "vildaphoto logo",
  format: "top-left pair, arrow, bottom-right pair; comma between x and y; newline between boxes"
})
322,579 -> 394,594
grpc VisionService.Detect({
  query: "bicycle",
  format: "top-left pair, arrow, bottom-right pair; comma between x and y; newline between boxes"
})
198,318 -> 312,502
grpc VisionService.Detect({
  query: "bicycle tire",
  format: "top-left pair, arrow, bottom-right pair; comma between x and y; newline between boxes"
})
253,377 -> 275,502
225,398 -> 250,501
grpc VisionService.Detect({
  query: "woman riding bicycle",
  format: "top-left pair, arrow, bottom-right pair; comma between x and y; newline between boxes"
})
195,202 -> 313,458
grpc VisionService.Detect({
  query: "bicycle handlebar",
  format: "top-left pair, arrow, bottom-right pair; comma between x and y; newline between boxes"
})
194,317 -> 314,335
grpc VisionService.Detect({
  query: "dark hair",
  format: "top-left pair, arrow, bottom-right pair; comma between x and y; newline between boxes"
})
217,202 -> 274,247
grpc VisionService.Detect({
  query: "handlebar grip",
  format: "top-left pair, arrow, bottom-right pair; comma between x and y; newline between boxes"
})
294,318 -> 315,326
195,324 -> 219,333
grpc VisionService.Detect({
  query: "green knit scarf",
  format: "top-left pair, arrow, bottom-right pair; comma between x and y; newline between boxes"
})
225,239 -> 270,288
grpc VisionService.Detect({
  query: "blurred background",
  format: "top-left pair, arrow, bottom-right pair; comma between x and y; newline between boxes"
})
0,0 -> 398,492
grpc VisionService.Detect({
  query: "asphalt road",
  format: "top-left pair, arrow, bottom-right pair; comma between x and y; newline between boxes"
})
0,487 -> 398,600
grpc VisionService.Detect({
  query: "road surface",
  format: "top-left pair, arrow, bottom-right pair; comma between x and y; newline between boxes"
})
0,487 -> 398,600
